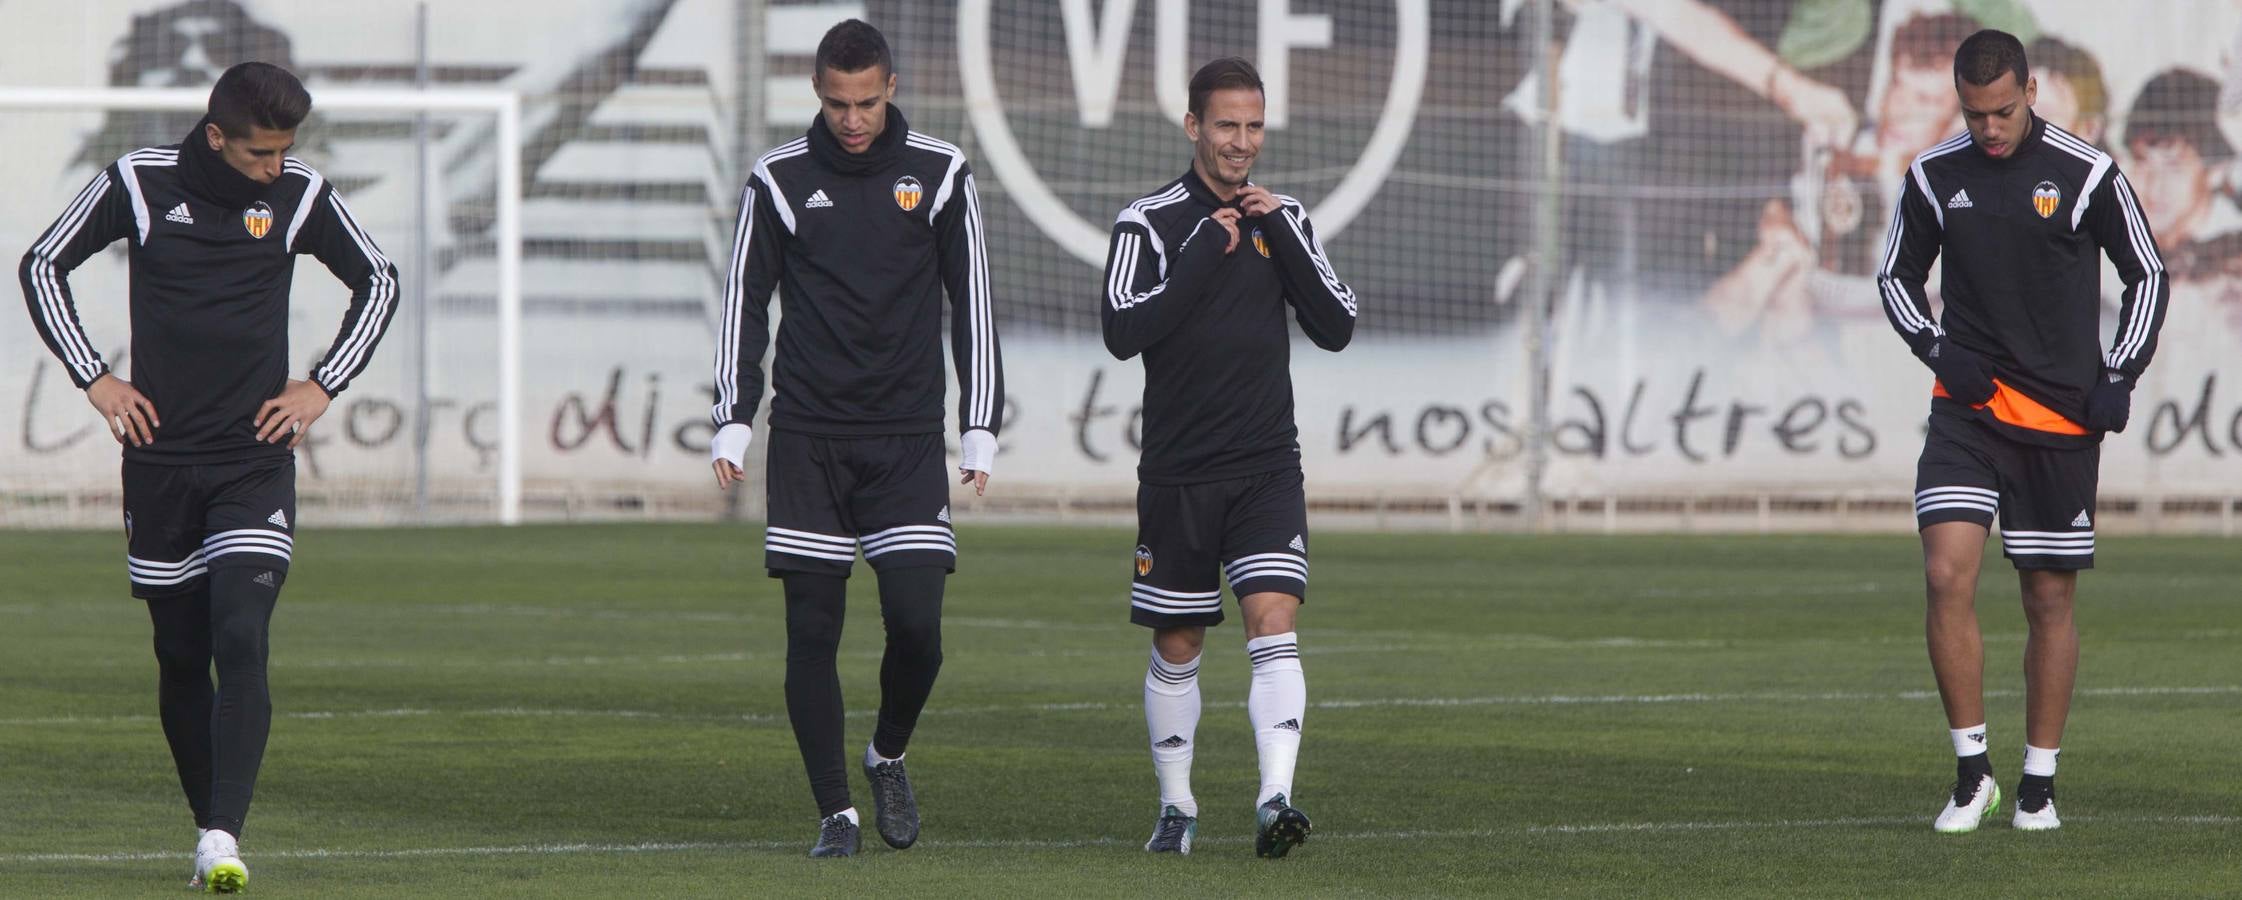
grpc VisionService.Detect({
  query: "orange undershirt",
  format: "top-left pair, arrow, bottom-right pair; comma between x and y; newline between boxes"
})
1932,379 -> 2089,435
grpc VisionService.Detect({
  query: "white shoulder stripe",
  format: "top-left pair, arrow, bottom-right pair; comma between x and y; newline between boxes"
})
285,164 -> 326,252
1910,134 -> 1973,230
1116,184 -> 1191,262
2041,130 -> 2100,164
907,134 -> 973,219
2042,125 -> 2104,158
905,132 -> 965,159
115,150 -> 180,244
926,148 -> 969,220
755,136 -> 809,165
1908,133 -> 1972,167
1128,184 -> 1191,214
752,140 -> 812,234
2042,127 -> 2116,231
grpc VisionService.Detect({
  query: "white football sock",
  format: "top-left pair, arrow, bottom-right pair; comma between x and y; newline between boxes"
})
827,807 -> 859,826
1144,648 -> 1201,818
1951,723 -> 1988,758
1247,632 -> 1305,807
2023,744 -> 2060,777
865,743 -> 902,767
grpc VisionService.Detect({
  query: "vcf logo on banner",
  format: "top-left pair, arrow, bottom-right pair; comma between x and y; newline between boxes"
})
958,0 -> 1429,266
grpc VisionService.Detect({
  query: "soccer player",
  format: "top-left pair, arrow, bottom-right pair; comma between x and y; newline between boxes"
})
1100,57 -> 1358,858
1877,30 -> 2166,833
708,19 -> 1002,858
18,63 -> 398,891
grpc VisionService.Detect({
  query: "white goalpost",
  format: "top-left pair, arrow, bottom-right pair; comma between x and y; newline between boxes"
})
0,86 -> 527,525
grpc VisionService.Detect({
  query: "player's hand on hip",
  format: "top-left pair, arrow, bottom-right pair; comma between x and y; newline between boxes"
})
2085,370 -> 2134,433
1923,338 -> 1997,406
709,423 -> 753,491
959,428 -> 996,497
256,379 -> 331,448
87,373 -> 159,447
1210,207 -> 1242,254
1237,184 -> 1280,218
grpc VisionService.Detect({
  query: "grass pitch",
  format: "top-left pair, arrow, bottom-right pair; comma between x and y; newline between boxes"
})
1,525 -> 2236,897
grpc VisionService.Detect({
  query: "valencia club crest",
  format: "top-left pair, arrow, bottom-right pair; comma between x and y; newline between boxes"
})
243,201 -> 274,239
2032,181 -> 2060,219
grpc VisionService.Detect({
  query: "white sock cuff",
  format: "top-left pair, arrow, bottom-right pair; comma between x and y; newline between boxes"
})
828,807 -> 860,826
865,743 -> 903,767
1950,724 -> 1988,758
1147,650 -> 1201,687
2023,744 -> 2060,777
1246,632 -> 1301,670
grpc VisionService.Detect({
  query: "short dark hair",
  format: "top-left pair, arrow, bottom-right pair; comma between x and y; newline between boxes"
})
815,19 -> 892,77
1188,57 -> 1264,120
1954,29 -> 2028,88
206,62 -> 310,137
2125,68 -> 2234,161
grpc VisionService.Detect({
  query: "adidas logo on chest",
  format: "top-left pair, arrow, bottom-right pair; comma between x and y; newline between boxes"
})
1946,189 -> 1973,209
804,189 -> 835,209
164,202 -> 195,225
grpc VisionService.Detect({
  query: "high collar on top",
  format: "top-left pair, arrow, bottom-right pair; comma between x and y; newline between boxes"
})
807,104 -> 909,175
1973,112 -> 2045,164
1180,166 -> 1243,209
178,118 -> 276,210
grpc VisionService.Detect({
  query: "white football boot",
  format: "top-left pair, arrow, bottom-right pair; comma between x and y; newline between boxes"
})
1933,771 -> 2001,833
2012,781 -> 2062,831
190,828 -> 247,893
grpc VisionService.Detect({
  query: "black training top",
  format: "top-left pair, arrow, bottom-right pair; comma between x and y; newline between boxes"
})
711,105 -> 1004,439
1877,115 -> 2167,446
21,121 -> 400,465
1101,169 -> 1358,485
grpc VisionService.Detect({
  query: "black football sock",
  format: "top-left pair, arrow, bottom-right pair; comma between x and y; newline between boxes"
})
871,566 -> 945,760
146,585 -> 217,829
206,566 -> 280,838
782,573 -> 853,817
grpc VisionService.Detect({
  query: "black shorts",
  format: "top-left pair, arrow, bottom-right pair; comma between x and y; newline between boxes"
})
122,457 -> 296,599
1914,412 -> 2099,570
1129,468 -> 1310,628
763,430 -> 956,577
